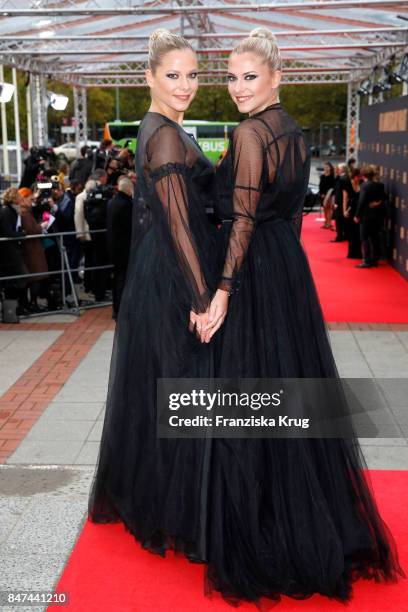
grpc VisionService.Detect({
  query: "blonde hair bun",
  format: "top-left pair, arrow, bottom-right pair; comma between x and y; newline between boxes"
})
232,28 -> 282,72
149,29 -> 173,45
249,28 -> 277,44
148,28 -> 194,72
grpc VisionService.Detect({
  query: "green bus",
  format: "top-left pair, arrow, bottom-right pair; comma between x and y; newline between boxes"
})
104,119 -> 238,164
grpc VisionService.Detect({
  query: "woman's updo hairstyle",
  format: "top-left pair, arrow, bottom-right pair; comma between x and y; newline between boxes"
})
232,28 -> 282,72
148,28 -> 194,73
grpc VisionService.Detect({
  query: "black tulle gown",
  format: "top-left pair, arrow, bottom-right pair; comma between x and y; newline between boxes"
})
89,107 -> 404,608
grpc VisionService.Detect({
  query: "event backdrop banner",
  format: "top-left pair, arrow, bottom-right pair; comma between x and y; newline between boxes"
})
359,94 -> 408,280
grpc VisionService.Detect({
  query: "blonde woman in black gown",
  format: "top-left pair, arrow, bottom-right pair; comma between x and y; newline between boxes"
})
89,29 -> 219,563
199,28 -> 404,605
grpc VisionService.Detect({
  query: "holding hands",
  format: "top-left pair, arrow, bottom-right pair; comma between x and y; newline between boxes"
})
189,288 -> 229,343
203,288 -> 229,343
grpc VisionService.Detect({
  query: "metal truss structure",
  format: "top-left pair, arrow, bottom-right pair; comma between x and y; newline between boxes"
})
73,86 -> 88,146
30,73 -> 48,146
1,1 -> 408,158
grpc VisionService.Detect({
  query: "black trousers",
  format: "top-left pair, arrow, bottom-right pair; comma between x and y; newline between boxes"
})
346,218 -> 362,259
359,217 -> 382,264
333,207 -> 346,241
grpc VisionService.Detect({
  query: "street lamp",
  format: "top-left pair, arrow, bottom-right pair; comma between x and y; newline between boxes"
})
0,82 -> 15,103
47,91 -> 69,111
0,80 -> 16,178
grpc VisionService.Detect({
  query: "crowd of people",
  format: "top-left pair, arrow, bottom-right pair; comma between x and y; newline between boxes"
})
318,158 -> 388,268
0,139 -> 136,320
0,136 -> 390,322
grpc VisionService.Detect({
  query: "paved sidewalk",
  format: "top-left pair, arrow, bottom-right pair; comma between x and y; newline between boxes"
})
0,310 -> 407,612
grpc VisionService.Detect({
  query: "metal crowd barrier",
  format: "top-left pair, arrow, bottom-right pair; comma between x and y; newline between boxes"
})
0,228 -> 113,319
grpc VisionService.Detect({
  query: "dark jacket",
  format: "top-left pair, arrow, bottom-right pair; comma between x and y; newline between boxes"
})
55,190 -> 76,233
107,191 -> 133,269
355,180 -> 386,220
0,205 -> 26,278
69,157 -> 93,186
19,156 -> 41,189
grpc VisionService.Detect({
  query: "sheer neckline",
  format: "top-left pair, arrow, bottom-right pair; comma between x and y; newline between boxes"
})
250,102 -> 282,118
146,110 -> 183,127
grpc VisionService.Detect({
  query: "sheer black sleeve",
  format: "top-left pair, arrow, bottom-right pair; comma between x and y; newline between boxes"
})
147,124 -> 210,313
292,133 -> 310,241
218,122 -> 266,294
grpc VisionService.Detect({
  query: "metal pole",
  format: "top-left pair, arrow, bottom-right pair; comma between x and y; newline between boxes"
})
0,65 -> 10,177
62,246 -> 79,311
58,234 -> 66,309
81,86 -> 88,144
12,68 -> 22,184
26,74 -> 33,148
115,86 -> 120,121
74,86 -> 88,153
35,75 -> 44,146
347,80 -> 360,162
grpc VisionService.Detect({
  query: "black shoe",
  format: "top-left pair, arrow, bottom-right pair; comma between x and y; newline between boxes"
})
330,238 -> 344,243
355,262 -> 373,268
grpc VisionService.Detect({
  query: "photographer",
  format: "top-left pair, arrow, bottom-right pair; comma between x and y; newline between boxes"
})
107,176 -> 134,319
91,168 -> 108,186
32,179 -> 64,309
69,145 -> 94,186
83,173 -> 114,302
92,139 -> 114,172
105,156 -> 124,186
19,147 -> 47,189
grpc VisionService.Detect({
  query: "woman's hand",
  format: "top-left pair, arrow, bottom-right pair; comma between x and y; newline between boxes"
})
189,310 -> 209,343
202,289 -> 229,343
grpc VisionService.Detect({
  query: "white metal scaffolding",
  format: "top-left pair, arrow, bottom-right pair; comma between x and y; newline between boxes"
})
0,1 -> 406,152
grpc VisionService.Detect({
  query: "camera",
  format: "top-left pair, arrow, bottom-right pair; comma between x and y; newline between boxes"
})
84,184 -> 115,230
104,156 -> 129,185
29,146 -> 56,165
32,180 -> 61,219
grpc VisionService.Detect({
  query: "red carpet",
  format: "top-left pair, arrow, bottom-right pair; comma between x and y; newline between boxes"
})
49,470 -> 407,612
301,213 -> 408,323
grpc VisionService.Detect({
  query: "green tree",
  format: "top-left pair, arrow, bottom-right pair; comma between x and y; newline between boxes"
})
280,84 -> 348,130
1,69 -> 402,147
